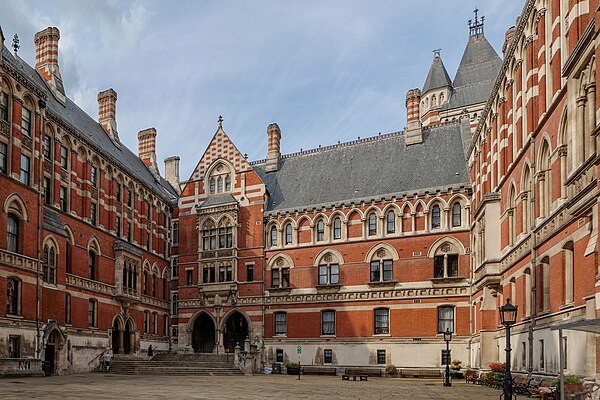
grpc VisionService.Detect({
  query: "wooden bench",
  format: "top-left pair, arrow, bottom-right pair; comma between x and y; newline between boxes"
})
400,369 -> 441,379
302,366 -> 337,376
342,368 -> 369,381
465,370 -> 477,384
512,375 -> 533,395
529,378 -> 557,399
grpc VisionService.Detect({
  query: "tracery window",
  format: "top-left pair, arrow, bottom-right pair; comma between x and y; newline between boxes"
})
7,213 -> 19,253
386,211 -> 395,234
43,243 -> 57,284
451,203 -> 461,227
6,278 -> 19,315
368,213 -> 377,236
332,217 -> 342,240
431,205 -> 441,229
270,225 -> 278,247
285,223 -> 293,245
316,219 -> 325,242
207,162 -> 233,195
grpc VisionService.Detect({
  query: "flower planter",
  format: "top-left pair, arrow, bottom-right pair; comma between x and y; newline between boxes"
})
287,368 -> 299,375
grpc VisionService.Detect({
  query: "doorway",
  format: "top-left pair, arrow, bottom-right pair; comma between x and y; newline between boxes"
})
192,313 -> 215,353
223,311 -> 248,353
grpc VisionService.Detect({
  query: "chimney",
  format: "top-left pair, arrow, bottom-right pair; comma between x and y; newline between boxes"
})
138,128 -> 159,174
164,156 -> 181,193
265,123 -> 281,172
405,88 -> 423,145
97,89 -> 120,144
503,26 -> 516,56
34,27 -> 65,103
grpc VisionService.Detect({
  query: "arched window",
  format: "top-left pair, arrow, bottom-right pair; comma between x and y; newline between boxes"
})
43,243 -> 57,284
88,250 -> 97,280
332,217 -> 342,240
451,203 -> 461,227
563,242 -> 574,305
270,256 -> 292,289
522,165 -> 531,232
538,141 -> 552,218
508,185 -> 517,245
370,249 -> 393,282
209,177 -> 215,194
88,299 -> 97,327
317,252 -> 340,286
7,213 -> 19,253
207,162 -> 233,195
217,176 -> 223,192
368,213 -> 377,236
433,241 -> 460,278
201,220 -> 217,250
316,219 -> 325,242
285,223 -> 293,245
431,205 -> 441,229
270,225 -> 278,247
6,278 -> 19,315
225,175 -> 231,192
386,211 -> 395,234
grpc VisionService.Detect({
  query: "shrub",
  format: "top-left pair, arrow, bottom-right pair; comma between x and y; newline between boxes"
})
386,364 -> 397,373
285,362 -> 299,369
564,374 -> 582,385
486,362 -> 506,388
450,360 -> 462,371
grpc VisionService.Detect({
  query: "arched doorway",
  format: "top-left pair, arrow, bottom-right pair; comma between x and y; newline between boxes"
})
192,313 -> 215,353
123,319 -> 133,354
223,311 -> 248,353
44,330 -> 61,375
111,320 -> 120,354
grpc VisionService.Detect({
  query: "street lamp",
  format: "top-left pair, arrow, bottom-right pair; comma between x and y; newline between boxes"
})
500,298 -> 518,400
443,328 -> 452,387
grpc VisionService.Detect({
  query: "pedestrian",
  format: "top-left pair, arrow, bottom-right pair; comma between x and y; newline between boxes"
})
103,351 -> 111,372
99,351 -> 105,372
147,345 -> 153,358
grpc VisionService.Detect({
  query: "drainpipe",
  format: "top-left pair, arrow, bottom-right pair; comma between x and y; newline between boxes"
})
35,98 -> 47,359
468,194 -> 474,368
528,135 -> 537,373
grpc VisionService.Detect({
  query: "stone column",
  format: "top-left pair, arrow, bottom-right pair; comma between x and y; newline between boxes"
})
118,330 -> 124,354
575,96 -> 586,168
586,84 -> 596,159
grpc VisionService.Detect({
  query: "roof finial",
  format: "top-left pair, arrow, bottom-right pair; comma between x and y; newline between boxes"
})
218,115 -> 223,128
468,8 -> 485,37
433,48 -> 442,59
12,33 -> 20,54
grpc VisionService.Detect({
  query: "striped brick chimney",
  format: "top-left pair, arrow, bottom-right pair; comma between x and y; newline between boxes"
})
265,123 -> 281,172
98,89 -> 120,143
138,128 -> 159,174
34,27 -> 65,102
405,88 -> 423,145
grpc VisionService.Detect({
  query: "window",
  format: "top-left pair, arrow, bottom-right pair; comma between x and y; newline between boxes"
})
431,205 -> 441,229
127,222 -> 132,242
90,202 -> 97,226
377,349 -> 386,364
144,311 -> 149,333
43,177 -> 51,205
8,336 -> 21,358
186,269 -> 193,286
276,349 -> 284,363
274,312 -> 287,336
218,265 -> 233,282
368,213 -> 377,236
333,217 -> 341,240
272,267 -> 290,288
321,310 -> 336,335
202,224 -> 217,250
127,189 -> 132,207
7,214 -> 19,253
0,141 -> 7,174
42,244 -> 57,284
203,265 -> 216,283
209,178 -> 215,194
437,306 -> 454,333
0,92 -> 8,121
318,263 -> 339,286
88,250 -> 97,280
316,219 -> 325,242
91,166 -> 98,187
172,221 -> 179,245
65,293 -> 71,324
21,107 -> 31,136
59,186 -> 68,212
60,145 -> 68,170
451,203 -> 461,227
246,264 -> 254,281
43,135 -> 52,160
115,216 -> 121,237
218,226 -> 232,249
282,223 -> 292,245
521,342 -> 527,369
434,254 -> 459,278
20,154 -> 30,185
270,225 -> 278,247
152,313 -> 157,335
163,314 -> 168,336
65,241 -> 72,274
207,162 -> 232,194
539,340 -> 545,370
386,211 -> 395,234
324,349 -> 332,364
172,258 -> 179,279
374,308 -> 389,334
6,278 -> 19,315
563,242 -> 574,304
88,299 -> 97,327
370,259 -> 393,282
171,293 -> 178,315
115,183 -> 122,203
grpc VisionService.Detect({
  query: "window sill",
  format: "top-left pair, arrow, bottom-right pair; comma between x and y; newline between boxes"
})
367,280 -> 397,288
431,276 -> 465,284
316,284 -> 341,293
274,335 -> 287,339
6,314 -> 23,320
373,333 -> 391,338
269,287 -> 291,295
558,303 -> 575,311
320,334 -> 336,339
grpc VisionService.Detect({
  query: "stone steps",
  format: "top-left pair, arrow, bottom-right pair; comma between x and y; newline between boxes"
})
105,354 -> 243,376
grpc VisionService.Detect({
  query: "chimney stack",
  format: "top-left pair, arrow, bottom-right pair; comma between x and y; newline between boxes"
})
34,27 -> 65,103
138,128 -> 159,174
265,123 -> 281,172
405,89 -> 423,145
503,26 -> 516,56
164,156 -> 181,193
98,89 -> 120,144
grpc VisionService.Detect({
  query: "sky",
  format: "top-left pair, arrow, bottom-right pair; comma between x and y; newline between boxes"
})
1,0 -> 524,181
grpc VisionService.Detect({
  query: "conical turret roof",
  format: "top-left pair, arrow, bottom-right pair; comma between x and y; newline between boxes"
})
422,50 -> 453,94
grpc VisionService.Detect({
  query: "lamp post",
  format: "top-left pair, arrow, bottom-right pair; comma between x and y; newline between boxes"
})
499,298 -> 518,400
443,328 -> 452,387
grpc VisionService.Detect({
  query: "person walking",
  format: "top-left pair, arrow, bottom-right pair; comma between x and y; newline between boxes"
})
99,351 -> 105,372
147,345 -> 153,358
103,351 -> 112,372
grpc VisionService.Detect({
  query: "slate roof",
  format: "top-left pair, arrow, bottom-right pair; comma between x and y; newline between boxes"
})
1,46 -> 178,204
442,34 -> 502,110
422,54 -> 453,94
199,194 -> 237,208
253,122 -> 471,213
43,207 -> 66,236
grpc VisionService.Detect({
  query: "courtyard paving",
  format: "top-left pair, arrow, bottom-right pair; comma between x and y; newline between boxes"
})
0,373 -> 529,400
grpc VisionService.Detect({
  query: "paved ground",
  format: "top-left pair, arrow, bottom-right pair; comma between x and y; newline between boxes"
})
0,374 -> 524,399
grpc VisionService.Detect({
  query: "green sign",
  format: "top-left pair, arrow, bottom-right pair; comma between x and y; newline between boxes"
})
297,345 -> 302,354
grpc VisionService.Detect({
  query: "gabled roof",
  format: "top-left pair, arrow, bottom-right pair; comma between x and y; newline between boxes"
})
253,122 -> 471,213
199,193 -> 237,208
443,34 -> 501,110
1,46 -> 178,204
422,52 -> 453,94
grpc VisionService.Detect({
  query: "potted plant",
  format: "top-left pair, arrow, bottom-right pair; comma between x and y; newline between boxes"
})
450,360 -> 463,379
564,374 -> 583,394
385,364 -> 398,376
285,361 -> 300,375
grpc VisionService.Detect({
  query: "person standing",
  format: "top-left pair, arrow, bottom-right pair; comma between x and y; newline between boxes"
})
147,345 -> 153,358
103,351 -> 112,372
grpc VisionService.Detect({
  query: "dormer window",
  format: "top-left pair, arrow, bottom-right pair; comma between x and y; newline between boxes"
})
207,162 -> 233,195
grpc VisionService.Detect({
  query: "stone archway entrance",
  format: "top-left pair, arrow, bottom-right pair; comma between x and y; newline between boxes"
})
112,320 -> 120,354
123,319 -> 133,354
44,330 -> 61,375
223,311 -> 248,353
192,313 -> 215,353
